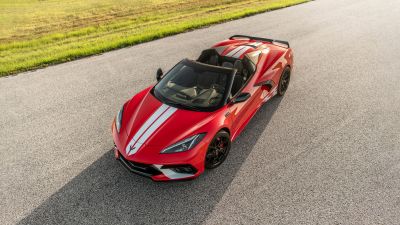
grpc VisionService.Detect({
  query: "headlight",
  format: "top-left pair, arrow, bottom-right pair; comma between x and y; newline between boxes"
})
115,107 -> 124,133
161,133 -> 206,154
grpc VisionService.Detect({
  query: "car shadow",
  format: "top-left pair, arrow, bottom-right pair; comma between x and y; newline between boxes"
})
17,97 -> 283,225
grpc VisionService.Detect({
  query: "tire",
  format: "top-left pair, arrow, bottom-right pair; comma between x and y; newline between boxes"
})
277,67 -> 291,96
205,131 -> 231,169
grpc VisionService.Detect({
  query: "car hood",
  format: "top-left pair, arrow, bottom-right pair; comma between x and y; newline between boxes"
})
122,90 -> 217,157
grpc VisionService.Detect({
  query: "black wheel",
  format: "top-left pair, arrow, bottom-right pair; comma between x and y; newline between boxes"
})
205,131 -> 231,169
277,67 -> 291,96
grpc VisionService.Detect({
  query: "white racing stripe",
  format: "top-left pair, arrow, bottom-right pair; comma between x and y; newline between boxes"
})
232,46 -> 252,58
252,42 -> 262,47
125,104 -> 176,155
125,104 -> 169,154
128,106 -> 177,155
225,46 -> 245,57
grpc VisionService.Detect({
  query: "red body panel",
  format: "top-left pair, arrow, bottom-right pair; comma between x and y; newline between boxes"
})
112,37 -> 293,181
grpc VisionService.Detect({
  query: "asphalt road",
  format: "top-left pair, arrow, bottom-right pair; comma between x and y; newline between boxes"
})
1,0 -> 400,224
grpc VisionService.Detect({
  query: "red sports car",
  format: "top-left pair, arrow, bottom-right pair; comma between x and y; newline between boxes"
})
112,35 -> 293,181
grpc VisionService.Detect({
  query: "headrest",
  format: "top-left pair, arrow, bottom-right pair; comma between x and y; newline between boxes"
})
221,61 -> 233,68
208,55 -> 218,65
233,60 -> 243,73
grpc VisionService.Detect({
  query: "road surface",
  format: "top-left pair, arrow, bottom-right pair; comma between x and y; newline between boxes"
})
1,0 -> 399,224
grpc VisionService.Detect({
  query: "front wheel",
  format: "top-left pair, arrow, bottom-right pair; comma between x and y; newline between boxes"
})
205,131 -> 231,169
277,67 -> 291,96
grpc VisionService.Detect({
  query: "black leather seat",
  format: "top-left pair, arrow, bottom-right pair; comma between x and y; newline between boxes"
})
221,61 -> 233,68
231,60 -> 246,96
208,55 -> 218,66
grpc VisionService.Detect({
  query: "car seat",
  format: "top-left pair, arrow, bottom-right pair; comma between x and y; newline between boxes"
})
230,60 -> 246,96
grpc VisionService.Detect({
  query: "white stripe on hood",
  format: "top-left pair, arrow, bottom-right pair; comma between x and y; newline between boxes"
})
125,104 -> 177,156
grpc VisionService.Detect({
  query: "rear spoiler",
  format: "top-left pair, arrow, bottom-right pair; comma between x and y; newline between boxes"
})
229,35 -> 290,48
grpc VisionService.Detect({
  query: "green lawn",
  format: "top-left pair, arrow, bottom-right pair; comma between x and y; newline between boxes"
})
0,0 -> 308,76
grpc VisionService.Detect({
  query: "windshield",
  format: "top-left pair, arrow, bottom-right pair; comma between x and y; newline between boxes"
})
153,59 -> 234,111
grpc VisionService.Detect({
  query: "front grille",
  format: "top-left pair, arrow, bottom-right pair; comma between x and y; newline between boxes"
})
118,154 -> 161,177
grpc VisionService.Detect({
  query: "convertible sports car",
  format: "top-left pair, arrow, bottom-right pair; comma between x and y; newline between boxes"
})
112,35 -> 293,181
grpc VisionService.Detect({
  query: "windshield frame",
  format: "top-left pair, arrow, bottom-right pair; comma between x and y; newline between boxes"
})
152,59 -> 236,112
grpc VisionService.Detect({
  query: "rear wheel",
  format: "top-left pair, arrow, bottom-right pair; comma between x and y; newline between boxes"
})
205,131 -> 231,169
277,67 -> 291,96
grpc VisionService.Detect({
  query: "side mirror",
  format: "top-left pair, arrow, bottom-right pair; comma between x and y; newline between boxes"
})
231,92 -> 251,104
156,68 -> 163,81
